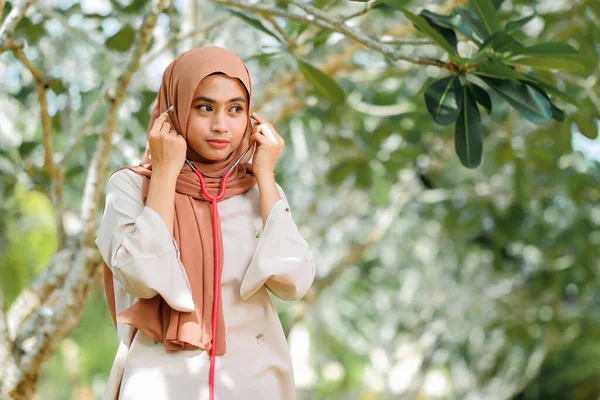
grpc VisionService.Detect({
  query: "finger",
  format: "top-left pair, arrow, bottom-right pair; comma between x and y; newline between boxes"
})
159,121 -> 171,135
251,112 -> 267,124
152,113 -> 168,132
255,123 -> 278,145
250,132 -> 266,147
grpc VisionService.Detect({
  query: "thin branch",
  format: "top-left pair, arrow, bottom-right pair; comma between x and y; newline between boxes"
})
35,5 -> 114,62
141,19 -> 225,64
264,15 -> 295,50
51,169 -> 66,248
0,0 -> 36,51
212,0 -> 452,70
284,178 -> 421,336
342,5 -> 371,22
12,46 -> 55,177
0,0 -> 6,23
380,37 -> 435,45
58,87 -> 107,167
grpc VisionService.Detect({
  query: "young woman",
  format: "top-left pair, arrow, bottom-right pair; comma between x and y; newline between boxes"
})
96,46 -> 315,400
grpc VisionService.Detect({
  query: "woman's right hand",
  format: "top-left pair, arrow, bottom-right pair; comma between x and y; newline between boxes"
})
148,114 -> 187,176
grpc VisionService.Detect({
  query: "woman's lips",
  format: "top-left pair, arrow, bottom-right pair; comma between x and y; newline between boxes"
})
207,140 -> 229,149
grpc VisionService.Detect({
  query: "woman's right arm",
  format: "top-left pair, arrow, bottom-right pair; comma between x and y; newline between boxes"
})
95,169 -> 195,312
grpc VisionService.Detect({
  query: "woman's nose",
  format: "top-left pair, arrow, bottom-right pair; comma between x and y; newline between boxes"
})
211,111 -> 228,133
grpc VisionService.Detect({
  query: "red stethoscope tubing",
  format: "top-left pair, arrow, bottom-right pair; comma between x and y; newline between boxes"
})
189,166 -> 232,400
185,143 -> 252,400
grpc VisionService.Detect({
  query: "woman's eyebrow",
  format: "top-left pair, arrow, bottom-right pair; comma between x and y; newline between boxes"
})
192,96 -> 246,103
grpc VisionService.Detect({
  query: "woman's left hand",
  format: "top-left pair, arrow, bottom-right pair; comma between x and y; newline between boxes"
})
249,112 -> 284,179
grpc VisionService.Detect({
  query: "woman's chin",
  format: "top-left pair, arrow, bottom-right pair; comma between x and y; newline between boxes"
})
191,148 -> 232,163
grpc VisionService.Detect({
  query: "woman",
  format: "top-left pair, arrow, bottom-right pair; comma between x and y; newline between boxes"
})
95,46 -> 315,400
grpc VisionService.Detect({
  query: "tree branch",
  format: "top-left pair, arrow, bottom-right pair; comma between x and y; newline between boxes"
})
0,0 -> 37,51
380,37 -> 435,45
6,249 -> 74,340
0,288 -> 19,398
82,0 -> 167,246
212,0 -> 452,70
4,1 -> 167,396
12,47 -> 55,177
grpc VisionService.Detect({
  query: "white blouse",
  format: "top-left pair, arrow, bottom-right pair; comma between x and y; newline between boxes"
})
95,168 -> 315,400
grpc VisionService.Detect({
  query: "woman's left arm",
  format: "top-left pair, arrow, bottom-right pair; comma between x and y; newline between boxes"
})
240,183 -> 316,301
241,113 -> 316,301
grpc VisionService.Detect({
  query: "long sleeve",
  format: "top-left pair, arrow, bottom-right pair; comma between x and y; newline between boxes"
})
240,185 -> 316,301
95,169 -> 195,312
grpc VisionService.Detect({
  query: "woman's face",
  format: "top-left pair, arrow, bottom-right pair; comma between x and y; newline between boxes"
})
186,74 -> 249,163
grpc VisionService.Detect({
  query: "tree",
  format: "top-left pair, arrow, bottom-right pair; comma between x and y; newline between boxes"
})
0,0 -> 598,398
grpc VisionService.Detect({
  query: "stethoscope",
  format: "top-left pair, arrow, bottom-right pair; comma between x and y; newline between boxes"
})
160,105 -> 254,400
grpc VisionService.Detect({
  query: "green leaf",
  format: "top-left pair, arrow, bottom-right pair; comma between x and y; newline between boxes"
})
15,17 -> 46,44
491,0 -> 504,10
424,76 -> 463,125
311,0 -> 336,7
122,0 -> 150,13
18,141 -> 38,158
420,13 -> 458,51
504,13 -> 536,33
455,84 -> 484,168
479,31 -> 525,55
297,59 -> 346,105
105,25 -> 136,52
370,166 -> 391,205
471,0 -> 500,36
572,113 -> 598,139
309,30 -> 333,49
526,79 -> 579,107
582,97 -> 600,119
507,42 -> 585,73
57,3 -> 82,16
475,61 -> 529,80
243,52 -> 281,66
518,42 -> 579,56
533,86 -> 566,123
555,117 -> 572,154
110,0 -> 150,14
420,9 -> 483,44
468,82 -> 492,114
507,56 -> 587,74
227,10 -> 282,43
371,0 -> 411,11
49,79 -> 66,95
453,8 -> 487,43
481,77 -> 553,124
2,1 -> 12,20
401,9 -> 458,55
551,104 -> 565,123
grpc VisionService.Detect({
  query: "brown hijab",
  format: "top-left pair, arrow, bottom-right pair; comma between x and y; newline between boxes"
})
103,46 -> 257,355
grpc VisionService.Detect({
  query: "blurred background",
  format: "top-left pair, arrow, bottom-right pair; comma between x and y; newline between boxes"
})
1,0 -> 599,399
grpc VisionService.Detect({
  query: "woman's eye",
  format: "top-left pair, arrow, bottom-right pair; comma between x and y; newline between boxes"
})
231,106 -> 243,113
196,104 -> 212,112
